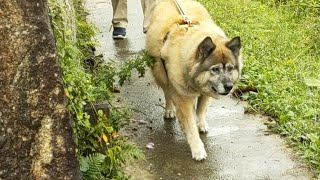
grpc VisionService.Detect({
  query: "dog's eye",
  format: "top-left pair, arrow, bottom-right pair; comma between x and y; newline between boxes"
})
211,67 -> 220,73
227,65 -> 234,71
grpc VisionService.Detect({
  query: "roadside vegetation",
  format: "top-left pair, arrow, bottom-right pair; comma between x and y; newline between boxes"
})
199,0 -> 320,176
49,0 -> 320,178
49,0 -> 153,179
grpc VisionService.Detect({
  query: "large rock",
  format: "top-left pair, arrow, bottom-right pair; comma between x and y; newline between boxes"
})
0,0 -> 80,179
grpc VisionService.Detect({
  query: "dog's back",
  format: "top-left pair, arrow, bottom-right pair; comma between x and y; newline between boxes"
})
146,0 -> 225,57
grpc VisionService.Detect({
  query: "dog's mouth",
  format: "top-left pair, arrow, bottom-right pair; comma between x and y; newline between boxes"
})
211,86 -> 229,96
211,86 -> 217,93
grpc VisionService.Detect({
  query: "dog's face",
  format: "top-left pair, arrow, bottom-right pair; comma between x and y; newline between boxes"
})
190,36 -> 242,97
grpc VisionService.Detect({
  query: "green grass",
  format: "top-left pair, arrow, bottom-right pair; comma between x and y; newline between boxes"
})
199,0 -> 320,176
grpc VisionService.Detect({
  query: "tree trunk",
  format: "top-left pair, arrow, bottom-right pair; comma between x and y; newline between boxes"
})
0,0 -> 80,179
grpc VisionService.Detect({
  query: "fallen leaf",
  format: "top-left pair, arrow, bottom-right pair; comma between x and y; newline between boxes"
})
102,133 -> 108,143
112,132 -> 120,139
146,142 -> 154,149
131,119 -> 148,124
137,119 -> 148,124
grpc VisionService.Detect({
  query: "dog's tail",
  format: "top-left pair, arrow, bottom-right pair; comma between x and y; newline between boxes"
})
152,57 -> 169,88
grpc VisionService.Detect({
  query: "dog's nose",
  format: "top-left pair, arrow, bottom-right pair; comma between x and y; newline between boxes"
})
224,83 -> 233,92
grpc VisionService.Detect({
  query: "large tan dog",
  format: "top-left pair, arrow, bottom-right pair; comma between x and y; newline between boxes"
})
145,0 -> 243,160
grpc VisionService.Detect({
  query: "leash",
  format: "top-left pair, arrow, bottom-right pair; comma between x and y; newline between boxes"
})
174,0 -> 191,25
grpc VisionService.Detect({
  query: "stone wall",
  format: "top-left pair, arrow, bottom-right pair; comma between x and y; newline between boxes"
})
0,0 -> 80,179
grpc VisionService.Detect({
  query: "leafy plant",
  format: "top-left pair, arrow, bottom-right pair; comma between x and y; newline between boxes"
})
118,52 -> 155,86
48,0 -> 151,179
80,153 -> 106,179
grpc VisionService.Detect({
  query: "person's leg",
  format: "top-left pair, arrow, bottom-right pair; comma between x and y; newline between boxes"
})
111,0 -> 128,38
141,0 -> 146,33
141,0 -> 157,33
111,0 -> 128,28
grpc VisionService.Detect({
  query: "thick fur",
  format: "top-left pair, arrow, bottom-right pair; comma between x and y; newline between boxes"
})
146,0 -> 243,160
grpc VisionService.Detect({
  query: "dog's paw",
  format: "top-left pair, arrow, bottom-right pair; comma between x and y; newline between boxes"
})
198,122 -> 209,133
165,109 -> 175,119
191,144 -> 207,161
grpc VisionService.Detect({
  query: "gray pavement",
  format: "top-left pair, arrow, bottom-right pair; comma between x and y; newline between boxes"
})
85,0 -> 313,179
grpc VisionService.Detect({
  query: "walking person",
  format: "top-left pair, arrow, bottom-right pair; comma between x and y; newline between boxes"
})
111,0 -> 156,39
111,0 -> 127,39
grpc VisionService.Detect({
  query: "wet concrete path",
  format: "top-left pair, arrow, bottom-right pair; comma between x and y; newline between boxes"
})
86,0 -> 312,179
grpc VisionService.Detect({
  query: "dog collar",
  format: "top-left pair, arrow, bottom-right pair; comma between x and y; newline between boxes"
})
177,22 -> 199,28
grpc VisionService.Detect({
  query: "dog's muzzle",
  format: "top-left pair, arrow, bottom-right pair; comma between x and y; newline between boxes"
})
211,84 -> 233,96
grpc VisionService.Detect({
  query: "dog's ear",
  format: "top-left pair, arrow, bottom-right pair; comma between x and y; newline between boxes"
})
197,36 -> 216,62
226,36 -> 241,57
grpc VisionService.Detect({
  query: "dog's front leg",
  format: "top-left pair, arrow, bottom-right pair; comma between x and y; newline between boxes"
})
197,95 -> 211,133
174,96 -> 207,161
